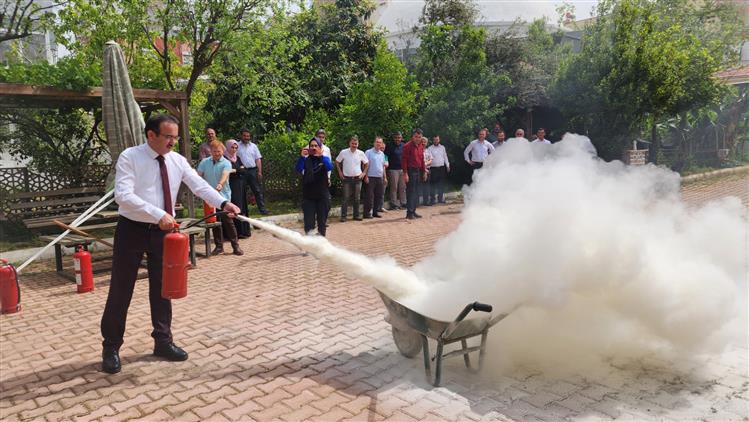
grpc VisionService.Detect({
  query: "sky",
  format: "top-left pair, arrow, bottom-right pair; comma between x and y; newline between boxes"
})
375,0 -> 600,33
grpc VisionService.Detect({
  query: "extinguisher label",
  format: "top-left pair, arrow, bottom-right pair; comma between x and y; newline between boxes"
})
75,273 -> 82,285
74,258 -> 81,271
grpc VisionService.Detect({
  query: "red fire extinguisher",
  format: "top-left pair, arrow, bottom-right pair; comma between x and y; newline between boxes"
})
162,223 -> 190,300
203,202 -> 216,223
0,258 -> 21,314
73,245 -> 94,293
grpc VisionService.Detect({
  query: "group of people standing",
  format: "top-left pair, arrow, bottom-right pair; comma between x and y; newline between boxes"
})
196,127 -> 269,256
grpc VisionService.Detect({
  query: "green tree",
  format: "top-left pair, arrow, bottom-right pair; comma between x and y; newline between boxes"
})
414,24 -> 511,182
0,1 -> 60,44
207,0 -> 381,131
552,0 -> 744,161
334,43 -> 419,147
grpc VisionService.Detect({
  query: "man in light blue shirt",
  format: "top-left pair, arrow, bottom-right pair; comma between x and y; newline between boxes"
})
197,141 -> 243,256
363,136 -> 388,219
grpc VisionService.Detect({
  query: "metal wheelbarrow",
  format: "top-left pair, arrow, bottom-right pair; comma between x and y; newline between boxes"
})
378,290 -> 511,386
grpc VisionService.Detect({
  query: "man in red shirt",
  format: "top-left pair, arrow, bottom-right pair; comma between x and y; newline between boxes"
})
401,128 -> 427,220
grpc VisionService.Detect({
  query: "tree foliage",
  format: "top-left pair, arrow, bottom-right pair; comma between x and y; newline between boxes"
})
207,0 -> 381,132
552,0 -> 744,159
334,43 -> 419,146
0,0 -> 60,44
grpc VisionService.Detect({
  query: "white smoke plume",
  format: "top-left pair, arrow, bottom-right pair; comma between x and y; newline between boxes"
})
405,134 -> 747,374
240,134 -> 747,374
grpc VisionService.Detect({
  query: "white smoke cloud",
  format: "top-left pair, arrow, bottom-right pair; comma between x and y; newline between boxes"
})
400,134 -> 747,374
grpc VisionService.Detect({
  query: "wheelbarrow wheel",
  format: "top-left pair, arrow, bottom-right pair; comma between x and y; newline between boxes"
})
392,326 -> 422,358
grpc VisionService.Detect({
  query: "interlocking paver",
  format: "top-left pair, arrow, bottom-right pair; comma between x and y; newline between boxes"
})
1,175 -> 748,421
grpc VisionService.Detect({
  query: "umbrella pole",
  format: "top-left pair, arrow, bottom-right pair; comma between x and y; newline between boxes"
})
15,192 -> 115,274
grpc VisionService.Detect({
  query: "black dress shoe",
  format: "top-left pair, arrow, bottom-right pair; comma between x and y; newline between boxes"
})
259,210 -> 270,215
372,214 -> 382,218
102,350 -> 121,374
153,343 -> 188,361
406,213 -> 414,220
413,212 -> 423,218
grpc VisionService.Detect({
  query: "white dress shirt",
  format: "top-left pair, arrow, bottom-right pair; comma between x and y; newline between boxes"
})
336,148 -> 368,177
427,144 -> 450,169
115,143 -> 226,224
365,148 -> 386,177
463,139 -> 495,163
532,139 -> 552,145
237,141 -> 262,168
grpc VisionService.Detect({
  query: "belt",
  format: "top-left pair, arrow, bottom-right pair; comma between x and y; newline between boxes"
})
120,216 -> 164,231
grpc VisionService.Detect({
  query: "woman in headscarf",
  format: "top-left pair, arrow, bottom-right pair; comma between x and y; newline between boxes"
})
225,139 -> 251,238
295,138 -> 333,236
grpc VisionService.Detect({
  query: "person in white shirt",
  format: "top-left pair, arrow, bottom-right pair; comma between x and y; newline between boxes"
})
363,136 -> 388,219
237,128 -> 269,215
507,128 -> 529,143
101,114 -> 240,374
492,130 -> 506,149
532,127 -> 552,145
335,136 -> 369,221
463,128 -> 495,175
427,135 -> 450,205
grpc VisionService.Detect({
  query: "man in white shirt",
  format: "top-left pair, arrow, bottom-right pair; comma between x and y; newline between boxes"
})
335,136 -> 369,221
101,115 -> 240,374
363,136 -> 388,219
427,135 -> 450,205
532,127 -> 552,145
492,130 -> 506,149
507,128 -> 529,143
237,128 -> 269,215
464,128 -> 495,175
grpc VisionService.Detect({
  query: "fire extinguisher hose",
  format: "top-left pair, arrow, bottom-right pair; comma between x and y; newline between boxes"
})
182,211 -> 228,230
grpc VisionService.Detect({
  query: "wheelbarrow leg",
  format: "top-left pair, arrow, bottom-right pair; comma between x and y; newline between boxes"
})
478,330 -> 488,370
461,339 -> 471,369
421,335 -> 431,382
434,340 -> 444,387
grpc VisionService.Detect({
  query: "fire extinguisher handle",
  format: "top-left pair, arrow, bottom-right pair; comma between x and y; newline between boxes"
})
0,258 -> 7,264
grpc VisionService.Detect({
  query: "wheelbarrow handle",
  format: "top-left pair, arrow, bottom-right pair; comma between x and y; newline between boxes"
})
473,302 -> 493,313
454,301 -> 493,322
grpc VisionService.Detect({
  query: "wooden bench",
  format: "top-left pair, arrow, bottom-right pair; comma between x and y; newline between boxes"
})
9,187 -> 114,232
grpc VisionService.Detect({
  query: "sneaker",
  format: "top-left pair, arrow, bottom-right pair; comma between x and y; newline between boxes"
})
211,247 -> 224,256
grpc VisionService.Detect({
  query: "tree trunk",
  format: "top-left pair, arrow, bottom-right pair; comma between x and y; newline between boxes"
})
648,121 -> 658,164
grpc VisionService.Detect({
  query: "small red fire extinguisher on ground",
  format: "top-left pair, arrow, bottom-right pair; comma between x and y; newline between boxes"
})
73,245 -> 94,293
203,202 -> 217,223
162,223 -> 190,300
0,258 -> 21,314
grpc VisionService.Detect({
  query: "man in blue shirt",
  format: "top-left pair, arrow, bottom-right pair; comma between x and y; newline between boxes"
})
197,141 -> 243,256
364,136 -> 388,219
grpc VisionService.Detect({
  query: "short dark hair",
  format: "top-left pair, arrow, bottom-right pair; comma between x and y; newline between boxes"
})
412,128 -> 423,136
392,131 -> 402,137
349,135 -> 359,142
239,128 -> 251,135
315,128 -> 326,136
145,114 -> 179,137
537,127 -> 546,132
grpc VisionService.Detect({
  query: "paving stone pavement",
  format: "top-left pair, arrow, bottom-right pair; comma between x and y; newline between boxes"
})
1,174 -> 747,421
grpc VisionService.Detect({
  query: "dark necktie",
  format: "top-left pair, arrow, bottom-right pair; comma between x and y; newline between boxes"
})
156,155 -> 173,216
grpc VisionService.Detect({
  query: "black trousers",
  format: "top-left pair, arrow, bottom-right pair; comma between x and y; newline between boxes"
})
213,212 -> 239,247
429,166 -> 447,203
101,217 -> 172,351
243,167 -> 267,212
229,174 -> 251,237
364,176 -> 384,217
406,169 -> 421,214
302,198 -> 329,236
